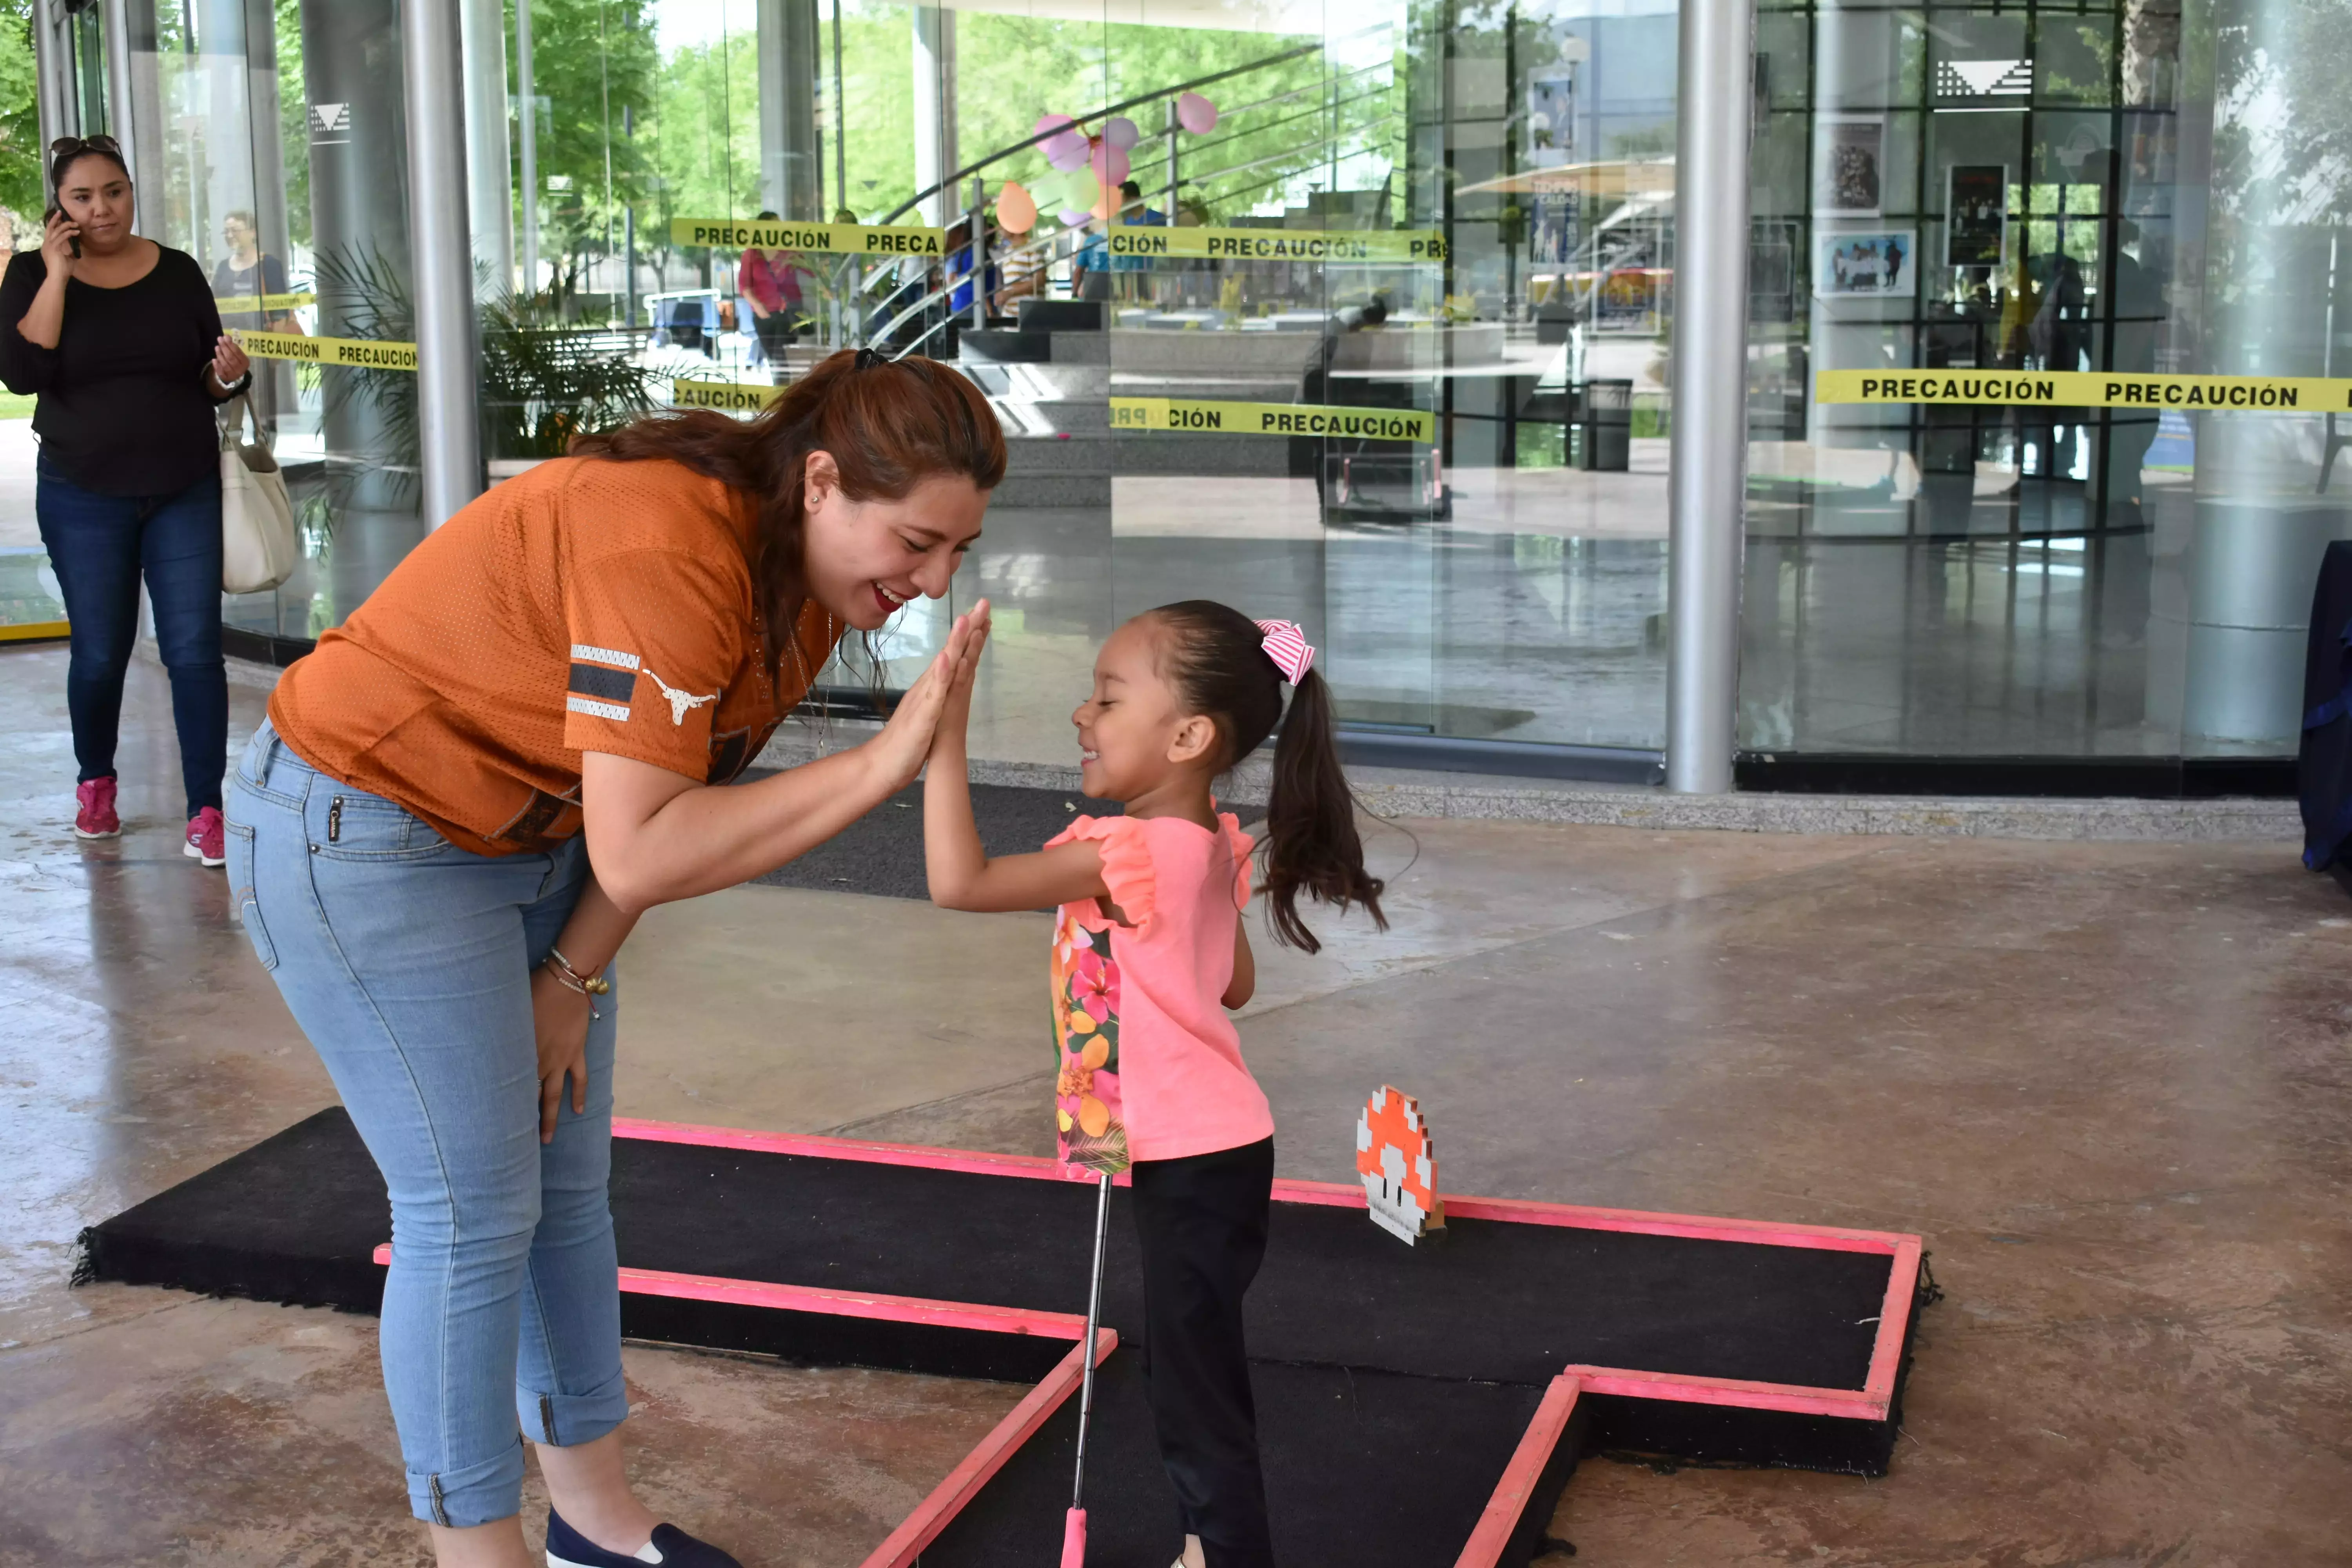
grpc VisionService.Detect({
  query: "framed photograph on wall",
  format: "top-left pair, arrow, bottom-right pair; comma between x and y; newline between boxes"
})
1945,165 -> 2007,267
1816,116 -> 1886,217
1815,229 -> 1918,298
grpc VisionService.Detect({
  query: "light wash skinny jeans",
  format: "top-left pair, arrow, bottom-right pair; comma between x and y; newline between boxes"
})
225,719 -> 628,1527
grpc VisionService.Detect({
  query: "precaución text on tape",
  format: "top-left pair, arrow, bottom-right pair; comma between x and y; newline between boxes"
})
669,217 -> 946,256
1111,397 -> 1435,443
1815,368 -> 2352,411
232,329 -> 417,370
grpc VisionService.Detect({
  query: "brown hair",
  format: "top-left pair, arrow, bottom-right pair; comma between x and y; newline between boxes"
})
570,349 -> 1005,678
1147,600 -> 1387,953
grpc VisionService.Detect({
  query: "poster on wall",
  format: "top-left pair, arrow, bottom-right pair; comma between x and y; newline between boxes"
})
1815,229 -> 1917,298
1816,116 -> 1886,217
1528,195 -> 1580,267
1525,68 -> 1577,169
1945,165 -> 2007,267
1593,268 -> 1660,332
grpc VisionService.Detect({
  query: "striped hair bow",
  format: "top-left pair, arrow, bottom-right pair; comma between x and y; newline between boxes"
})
1254,619 -> 1316,684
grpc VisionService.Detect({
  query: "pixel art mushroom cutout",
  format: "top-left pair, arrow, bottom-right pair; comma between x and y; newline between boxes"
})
1356,1085 -> 1445,1245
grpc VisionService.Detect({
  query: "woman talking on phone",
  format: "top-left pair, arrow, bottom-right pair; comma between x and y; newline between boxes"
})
0,134 -> 254,863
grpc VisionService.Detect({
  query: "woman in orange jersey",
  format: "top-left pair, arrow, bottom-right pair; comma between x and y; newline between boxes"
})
226,349 -> 1003,1568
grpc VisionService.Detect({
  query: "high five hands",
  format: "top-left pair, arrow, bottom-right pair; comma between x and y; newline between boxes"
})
866,598 -> 993,792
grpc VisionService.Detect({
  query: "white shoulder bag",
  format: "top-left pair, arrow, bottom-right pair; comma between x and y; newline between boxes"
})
220,393 -> 299,595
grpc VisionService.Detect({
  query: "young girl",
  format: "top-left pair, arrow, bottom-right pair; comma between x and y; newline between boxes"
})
924,596 -> 1386,1568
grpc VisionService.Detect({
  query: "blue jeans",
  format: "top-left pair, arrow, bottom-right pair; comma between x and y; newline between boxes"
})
35,456 -> 228,818
225,720 -> 628,1527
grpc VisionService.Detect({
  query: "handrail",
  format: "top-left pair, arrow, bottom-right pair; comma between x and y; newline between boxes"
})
878,40 -> 1325,226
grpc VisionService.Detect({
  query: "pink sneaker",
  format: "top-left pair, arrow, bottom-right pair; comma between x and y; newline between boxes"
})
185,806 -> 227,867
74,777 -> 121,839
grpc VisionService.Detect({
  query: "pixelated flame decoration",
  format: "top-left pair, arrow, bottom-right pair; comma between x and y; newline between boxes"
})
1356,1085 -> 1445,1245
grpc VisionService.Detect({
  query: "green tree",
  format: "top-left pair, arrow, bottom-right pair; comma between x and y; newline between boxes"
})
515,0 -> 657,308
0,0 -> 42,237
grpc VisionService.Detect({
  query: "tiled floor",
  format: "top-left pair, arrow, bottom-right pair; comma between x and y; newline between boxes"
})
2,642 -> 2346,1563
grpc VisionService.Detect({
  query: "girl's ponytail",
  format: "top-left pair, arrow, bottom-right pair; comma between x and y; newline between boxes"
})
1149,601 -> 1387,954
1262,663 -> 1385,953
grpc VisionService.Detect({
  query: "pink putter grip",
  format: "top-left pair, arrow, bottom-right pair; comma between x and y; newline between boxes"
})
1060,1506 -> 1087,1566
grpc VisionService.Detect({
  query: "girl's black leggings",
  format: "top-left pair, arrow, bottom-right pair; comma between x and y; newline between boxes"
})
1130,1137 -> 1278,1568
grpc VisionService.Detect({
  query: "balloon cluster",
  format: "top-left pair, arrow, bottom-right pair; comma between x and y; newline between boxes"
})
994,93 -> 1220,237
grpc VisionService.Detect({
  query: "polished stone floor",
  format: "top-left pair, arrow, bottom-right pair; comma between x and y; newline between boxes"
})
2,643 -> 2347,1564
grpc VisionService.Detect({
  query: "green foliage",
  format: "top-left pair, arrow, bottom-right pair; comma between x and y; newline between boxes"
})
515,0 -> 658,303
0,0 -> 41,228
275,0 -> 309,251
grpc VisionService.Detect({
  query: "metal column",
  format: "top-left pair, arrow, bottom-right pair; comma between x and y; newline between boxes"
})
759,0 -> 824,220
517,0 -> 539,299
1663,0 -> 1754,793
102,0 -> 164,209
402,0 -> 483,528
911,7 -> 955,228
33,0 -> 78,154
462,0 -> 515,298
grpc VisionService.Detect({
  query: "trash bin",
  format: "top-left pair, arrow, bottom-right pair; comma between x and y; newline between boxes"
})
1578,378 -> 1632,472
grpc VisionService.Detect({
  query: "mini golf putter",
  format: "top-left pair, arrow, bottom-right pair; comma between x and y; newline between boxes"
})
1356,1084 -> 1445,1245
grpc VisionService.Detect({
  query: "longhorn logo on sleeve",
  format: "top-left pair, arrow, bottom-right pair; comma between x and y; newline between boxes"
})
644,668 -> 719,725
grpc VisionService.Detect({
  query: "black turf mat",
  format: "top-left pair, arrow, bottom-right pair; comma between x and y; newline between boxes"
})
745,780 -> 1262,902
917,1355 -> 1561,1568
85,1109 -> 1890,1394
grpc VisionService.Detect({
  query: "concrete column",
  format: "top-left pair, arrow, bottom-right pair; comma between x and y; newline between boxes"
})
403,0 -> 483,527
300,0 -> 412,508
1664,0 -> 1753,792
194,0 -> 256,269
461,0 -> 515,298
759,0 -> 824,220
911,6 -> 956,227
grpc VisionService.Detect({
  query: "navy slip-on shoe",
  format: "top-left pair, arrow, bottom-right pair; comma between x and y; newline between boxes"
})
545,1508 -> 744,1568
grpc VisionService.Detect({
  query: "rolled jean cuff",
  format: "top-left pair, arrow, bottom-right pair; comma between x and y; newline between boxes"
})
519,1368 -> 630,1448
407,1436 -> 526,1528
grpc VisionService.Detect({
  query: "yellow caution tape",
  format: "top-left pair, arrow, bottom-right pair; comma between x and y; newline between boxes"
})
214,291 -> 315,314
1107,225 -> 1446,263
1112,396 -> 1434,444
232,329 -> 417,370
670,217 -> 947,257
1816,368 -> 2352,412
673,378 -> 783,412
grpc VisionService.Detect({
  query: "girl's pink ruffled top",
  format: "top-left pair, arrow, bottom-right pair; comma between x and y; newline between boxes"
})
1045,811 -> 1274,1172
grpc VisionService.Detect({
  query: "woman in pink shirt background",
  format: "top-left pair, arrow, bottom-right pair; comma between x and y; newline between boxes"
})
923,596 -> 1387,1568
735,211 -> 801,367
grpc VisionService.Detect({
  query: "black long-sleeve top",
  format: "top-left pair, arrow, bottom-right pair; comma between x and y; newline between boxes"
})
0,245 -> 232,496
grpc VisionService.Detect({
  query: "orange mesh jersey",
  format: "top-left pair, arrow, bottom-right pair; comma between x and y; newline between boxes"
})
269,457 -> 842,855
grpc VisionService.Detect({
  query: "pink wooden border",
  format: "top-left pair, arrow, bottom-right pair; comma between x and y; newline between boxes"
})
367,1245 -> 1091,1342
1561,1365 -> 1885,1421
614,1117 -> 1915,1253
1452,1374 -> 1583,1568
855,1328 -> 1117,1568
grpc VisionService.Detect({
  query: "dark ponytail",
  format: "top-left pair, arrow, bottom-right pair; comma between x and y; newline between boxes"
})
1150,601 -> 1387,953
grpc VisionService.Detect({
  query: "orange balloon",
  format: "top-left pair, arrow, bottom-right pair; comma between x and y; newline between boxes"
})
996,179 -> 1038,234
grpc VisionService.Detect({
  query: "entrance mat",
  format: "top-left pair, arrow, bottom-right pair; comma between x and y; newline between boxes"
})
81,1110 -> 1927,1566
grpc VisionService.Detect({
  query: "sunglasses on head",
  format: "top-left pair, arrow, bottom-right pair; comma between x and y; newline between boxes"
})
50,134 -> 123,160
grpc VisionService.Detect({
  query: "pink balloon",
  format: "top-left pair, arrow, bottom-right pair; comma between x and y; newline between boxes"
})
1090,141 -> 1130,187
1177,92 -> 1218,135
1103,116 -> 1140,152
1035,113 -> 1091,171
996,180 -> 1038,234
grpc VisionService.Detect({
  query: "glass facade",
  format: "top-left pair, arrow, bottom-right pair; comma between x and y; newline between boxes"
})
29,0 -> 2350,782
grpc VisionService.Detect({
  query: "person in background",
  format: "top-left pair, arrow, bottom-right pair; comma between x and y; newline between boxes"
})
0,134 -> 252,865
212,208 -> 300,431
737,209 -> 802,371
1072,209 -> 1112,303
1109,179 -> 1166,306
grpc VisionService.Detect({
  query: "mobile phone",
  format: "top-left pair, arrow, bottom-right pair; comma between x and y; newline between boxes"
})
45,204 -> 79,258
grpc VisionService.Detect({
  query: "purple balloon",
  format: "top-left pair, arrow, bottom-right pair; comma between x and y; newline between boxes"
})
1058,208 -> 1093,227
1103,116 -> 1140,152
1177,92 -> 1218,135
1035,113 -> 1091,172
